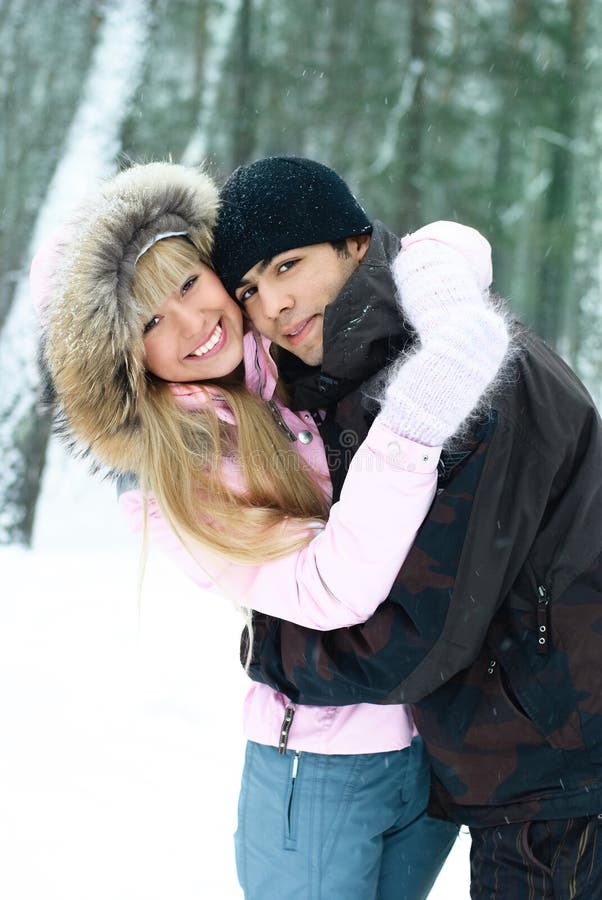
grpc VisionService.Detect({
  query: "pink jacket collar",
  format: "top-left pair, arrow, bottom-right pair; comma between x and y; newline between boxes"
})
167,331 -> 277,419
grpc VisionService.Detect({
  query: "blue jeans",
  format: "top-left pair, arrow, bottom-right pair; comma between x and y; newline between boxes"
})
234,737 -> 458,899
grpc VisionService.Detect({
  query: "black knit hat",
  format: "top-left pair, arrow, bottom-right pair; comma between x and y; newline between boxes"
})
212,156 -> 373,297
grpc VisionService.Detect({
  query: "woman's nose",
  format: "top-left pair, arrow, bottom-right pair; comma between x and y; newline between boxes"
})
176,303 -> 206,339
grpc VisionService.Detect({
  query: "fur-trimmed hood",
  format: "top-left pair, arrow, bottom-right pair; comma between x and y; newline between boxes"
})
34,162 -> 219,474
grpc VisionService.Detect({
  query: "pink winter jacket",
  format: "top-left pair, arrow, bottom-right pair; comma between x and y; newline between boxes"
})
119,332 -> 441,754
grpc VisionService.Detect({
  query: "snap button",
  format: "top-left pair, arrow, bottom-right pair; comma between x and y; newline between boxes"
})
298,430 -> 313,444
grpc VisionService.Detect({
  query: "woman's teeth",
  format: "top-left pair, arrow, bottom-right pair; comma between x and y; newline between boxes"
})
191,323 -> 222,357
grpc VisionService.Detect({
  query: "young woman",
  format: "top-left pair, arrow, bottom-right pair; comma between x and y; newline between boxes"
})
33,162 -> 509,899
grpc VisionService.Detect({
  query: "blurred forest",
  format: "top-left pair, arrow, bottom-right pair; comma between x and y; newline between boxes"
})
1,0 -> 601,545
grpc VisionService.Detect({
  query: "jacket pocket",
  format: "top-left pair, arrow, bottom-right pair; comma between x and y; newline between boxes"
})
491,562 -> 586,753
474,655 -> 558,751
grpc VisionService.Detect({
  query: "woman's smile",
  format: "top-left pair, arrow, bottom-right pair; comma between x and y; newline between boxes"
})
187,319 -> 226,359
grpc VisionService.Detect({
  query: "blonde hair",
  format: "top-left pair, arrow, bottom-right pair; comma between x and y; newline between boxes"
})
132,237 -> 328,566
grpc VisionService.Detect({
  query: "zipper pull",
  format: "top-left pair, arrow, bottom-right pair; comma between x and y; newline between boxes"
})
536,585 -> 550,655
278,704 -> 296,754
291,750 -> 300,780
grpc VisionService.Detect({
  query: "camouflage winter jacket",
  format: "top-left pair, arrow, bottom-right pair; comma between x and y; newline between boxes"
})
244,221 -> 602,827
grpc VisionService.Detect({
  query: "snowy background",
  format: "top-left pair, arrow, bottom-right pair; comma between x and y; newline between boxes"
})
1,437 -> 472,898
0,5 -> 481,893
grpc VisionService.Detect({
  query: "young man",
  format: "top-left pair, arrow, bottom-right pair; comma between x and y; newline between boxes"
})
212,156 -> 602,899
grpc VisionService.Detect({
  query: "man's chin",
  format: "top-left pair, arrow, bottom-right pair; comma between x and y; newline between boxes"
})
300,348 -> 324,367
271,334 -> 323,367
287,341 -> 323,367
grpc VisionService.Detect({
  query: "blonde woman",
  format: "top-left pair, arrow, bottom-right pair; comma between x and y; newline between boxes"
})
34,162 -> 508,899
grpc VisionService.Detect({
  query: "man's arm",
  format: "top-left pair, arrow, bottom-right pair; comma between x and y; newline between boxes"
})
245,341 -> 602,708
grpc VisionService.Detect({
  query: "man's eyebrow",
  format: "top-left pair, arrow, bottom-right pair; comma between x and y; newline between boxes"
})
238,256 -> 273,286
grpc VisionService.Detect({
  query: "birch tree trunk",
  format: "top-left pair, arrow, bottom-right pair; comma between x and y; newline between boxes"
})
0,0 -> 98,334
0,0 -> 151,545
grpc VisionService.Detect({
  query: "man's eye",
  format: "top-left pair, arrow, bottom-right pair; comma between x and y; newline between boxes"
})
238,286 -> 257,304
181,275 -> 198,294
277,259 -> 298,274
143,315 -> 161,334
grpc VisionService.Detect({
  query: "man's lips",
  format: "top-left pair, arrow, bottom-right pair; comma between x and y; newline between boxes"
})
186,319 -> 227,360
283,315 -> 317,345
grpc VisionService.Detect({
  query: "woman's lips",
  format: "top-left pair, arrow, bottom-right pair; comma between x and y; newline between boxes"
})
187,319 -> 227,360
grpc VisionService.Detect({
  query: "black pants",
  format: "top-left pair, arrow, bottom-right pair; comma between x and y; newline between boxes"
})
470,815 -> 602,899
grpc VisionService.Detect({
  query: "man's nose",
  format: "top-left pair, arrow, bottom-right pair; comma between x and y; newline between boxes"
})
259,284 -> 294,320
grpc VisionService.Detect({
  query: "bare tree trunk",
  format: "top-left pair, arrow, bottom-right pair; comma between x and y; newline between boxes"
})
230,0 -> 257,168
535,0 -> 587,345
488,0 -> 531,306
571,0 -> 602,400
397,0 -> 432,223
182,0 -> 241,169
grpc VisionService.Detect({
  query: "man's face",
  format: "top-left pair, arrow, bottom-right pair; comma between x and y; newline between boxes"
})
234,236 -> 370,366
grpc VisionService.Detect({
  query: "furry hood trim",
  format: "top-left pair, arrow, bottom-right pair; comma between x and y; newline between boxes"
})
40,162 -> 219,474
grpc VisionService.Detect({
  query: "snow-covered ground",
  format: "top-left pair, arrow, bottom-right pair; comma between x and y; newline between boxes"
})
0,439 -> 471,898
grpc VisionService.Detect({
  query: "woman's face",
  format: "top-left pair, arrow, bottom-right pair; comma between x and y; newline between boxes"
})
143,261 -> 244,382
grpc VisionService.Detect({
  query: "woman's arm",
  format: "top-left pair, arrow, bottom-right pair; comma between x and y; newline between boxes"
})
119,419 -> 440,629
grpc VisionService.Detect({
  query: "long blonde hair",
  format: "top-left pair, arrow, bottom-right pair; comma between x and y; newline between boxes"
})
132,238 -> 328,565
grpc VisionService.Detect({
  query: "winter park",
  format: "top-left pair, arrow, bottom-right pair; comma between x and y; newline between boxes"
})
2,2 -> 602,899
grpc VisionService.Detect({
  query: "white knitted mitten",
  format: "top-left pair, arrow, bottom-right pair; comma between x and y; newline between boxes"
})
379,224 -> 509,446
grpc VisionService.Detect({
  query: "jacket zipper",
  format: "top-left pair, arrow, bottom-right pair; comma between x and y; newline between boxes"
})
278,704 -> 296,754
267,400 -> 297,442
536,584 -> 550,655
252,339 -> 296,442
252,340 -> 266,396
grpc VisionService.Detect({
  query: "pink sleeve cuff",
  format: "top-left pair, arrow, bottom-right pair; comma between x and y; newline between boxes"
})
366,418 -> 442,473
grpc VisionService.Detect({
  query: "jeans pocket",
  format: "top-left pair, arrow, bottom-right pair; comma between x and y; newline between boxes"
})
519,821 -> 554,876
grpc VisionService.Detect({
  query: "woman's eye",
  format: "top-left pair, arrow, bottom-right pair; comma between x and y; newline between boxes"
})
143,315 -> 161,334
181,275 -> 198,294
